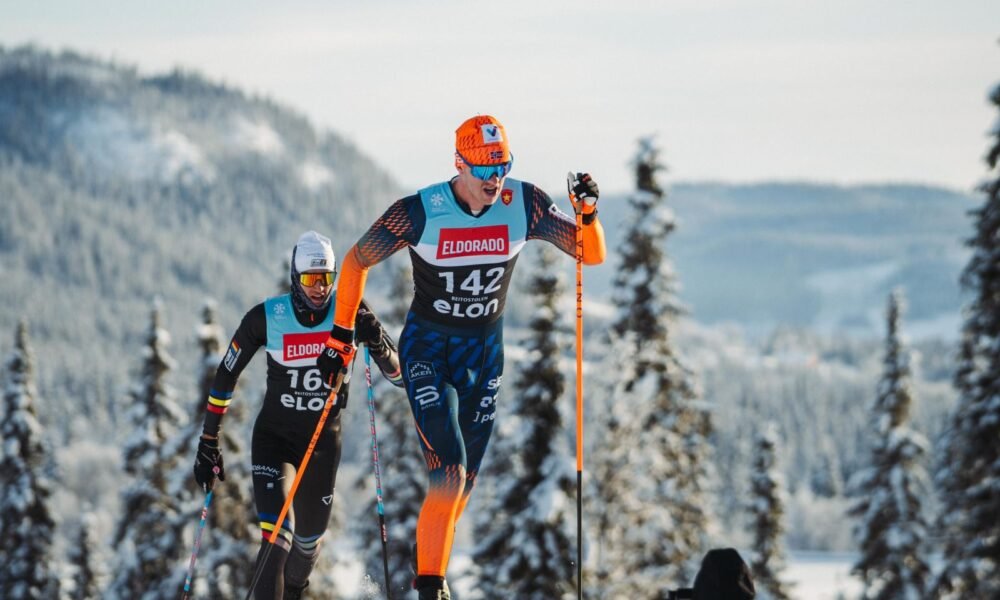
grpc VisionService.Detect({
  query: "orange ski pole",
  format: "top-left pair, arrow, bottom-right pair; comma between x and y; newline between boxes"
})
568,172 -> 585,599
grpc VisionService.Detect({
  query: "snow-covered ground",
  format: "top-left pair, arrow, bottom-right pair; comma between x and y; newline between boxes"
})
784,551 -> 860,599
334,550 -> 860,599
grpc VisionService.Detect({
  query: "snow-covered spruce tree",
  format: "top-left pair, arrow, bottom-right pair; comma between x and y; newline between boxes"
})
749,424 -> 792,600
471,245 -> 576,599
591,137 -> 711,597
933,78 -> 1000,599
187,299 -> 256,598
586,373 -> 630,595
0,321 -> 60,599
107,305 -> 189,600
68,512 -> 105,599
848,290 -> 930,600
809,437 -> 844,499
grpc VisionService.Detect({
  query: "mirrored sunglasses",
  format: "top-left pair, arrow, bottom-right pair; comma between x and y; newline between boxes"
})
458,152 -> 514,181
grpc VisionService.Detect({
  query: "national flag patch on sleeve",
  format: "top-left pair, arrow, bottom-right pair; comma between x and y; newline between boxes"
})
223,341 -> 242,371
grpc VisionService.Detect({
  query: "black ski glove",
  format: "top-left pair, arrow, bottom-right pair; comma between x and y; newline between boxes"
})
317,325 -> 356,387
568,172 -> 599,224
355,309 -> 386,355
193,435 -> 225,492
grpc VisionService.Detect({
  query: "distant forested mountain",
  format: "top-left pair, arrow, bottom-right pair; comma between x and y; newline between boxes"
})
0,45 -> 401,433
590,182 -> 979,339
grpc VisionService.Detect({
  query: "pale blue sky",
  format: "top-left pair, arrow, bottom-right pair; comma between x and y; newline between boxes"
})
2,0 -> 998,195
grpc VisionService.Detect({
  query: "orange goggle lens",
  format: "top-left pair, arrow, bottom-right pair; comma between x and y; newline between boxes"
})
299,272 -> 334,287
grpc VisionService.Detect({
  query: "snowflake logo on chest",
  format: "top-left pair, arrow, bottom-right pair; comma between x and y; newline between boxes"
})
430,193 -> 446,211
273,303 -> 287,316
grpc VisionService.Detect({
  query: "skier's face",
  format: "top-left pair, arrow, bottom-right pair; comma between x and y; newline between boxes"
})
454,164 -> 505,211
298,270 -> 334,306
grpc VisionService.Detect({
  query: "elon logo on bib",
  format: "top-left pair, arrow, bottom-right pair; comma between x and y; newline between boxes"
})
437,225 -> 509,259
283,331 -> 330,361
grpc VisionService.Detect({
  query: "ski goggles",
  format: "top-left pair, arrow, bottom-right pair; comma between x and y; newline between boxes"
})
456,151 -> 514,180
298,272 -> 335,287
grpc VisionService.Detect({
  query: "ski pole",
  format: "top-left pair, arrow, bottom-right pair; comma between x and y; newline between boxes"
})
568,172 -> 585,599
244,367 -> 349,600
181,479 -> 217,600
365,345 -> 392,600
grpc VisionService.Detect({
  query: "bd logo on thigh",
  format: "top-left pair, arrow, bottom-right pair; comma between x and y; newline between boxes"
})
407,361 -> 435,381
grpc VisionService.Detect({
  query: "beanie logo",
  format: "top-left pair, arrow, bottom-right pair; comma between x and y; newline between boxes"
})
310,258 -> 328,267
481,124 -> 503,144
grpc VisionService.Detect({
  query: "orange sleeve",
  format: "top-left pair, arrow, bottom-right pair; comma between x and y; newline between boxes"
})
333,245 -> 369,329
581,217 -> 606,265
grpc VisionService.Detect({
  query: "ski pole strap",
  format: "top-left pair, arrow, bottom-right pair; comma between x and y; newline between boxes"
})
324,335 -> 355,357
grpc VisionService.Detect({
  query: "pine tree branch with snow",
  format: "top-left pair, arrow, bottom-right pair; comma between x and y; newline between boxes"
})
108,305 -> 190,599
589,137 -> 712,598
0,321 -> 61,599
849,290 -> 931,600
933,77 -> 1000,600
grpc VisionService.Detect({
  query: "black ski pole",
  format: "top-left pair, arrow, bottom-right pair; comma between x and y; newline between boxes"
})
365,345 -> 392,599
181,482 -> 216,600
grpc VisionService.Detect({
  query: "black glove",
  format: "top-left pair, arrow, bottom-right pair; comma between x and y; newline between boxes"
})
317,325 -> 356,387
331,387 -> 349,417
193,435 -> 225,492
355,309 -> 386,354
567,172 -> 599,221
